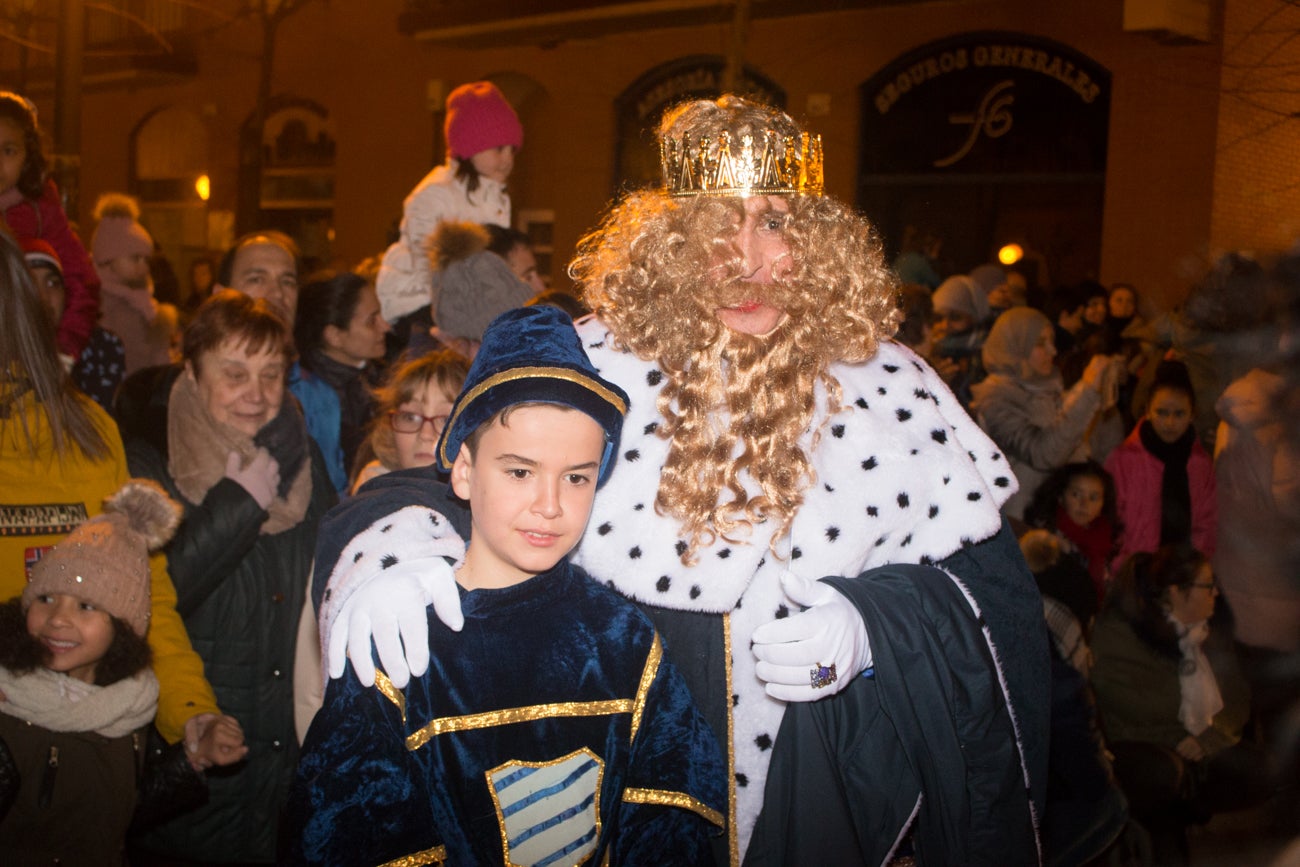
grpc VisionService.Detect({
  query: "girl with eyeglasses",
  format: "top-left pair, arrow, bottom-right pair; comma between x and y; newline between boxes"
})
350,350 -> 470,494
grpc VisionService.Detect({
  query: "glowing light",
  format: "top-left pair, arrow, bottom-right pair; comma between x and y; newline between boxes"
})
195,174 -> 211,201
997,243 -> 1023,265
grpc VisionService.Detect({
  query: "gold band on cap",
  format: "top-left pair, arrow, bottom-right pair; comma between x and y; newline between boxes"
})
438,366 -> 629,468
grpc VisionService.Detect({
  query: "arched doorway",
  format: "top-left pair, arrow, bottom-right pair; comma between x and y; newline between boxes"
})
859,32 -> 1111,288
613,56 -> 785,195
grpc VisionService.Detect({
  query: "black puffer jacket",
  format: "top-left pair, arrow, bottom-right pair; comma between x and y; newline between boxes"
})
125,434 -> 334,863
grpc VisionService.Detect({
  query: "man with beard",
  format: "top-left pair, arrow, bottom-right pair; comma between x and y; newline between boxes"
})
314,96 -> 1048,865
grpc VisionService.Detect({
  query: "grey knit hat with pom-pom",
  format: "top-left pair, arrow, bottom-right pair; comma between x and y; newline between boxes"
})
25,480 -> 182,636
426,221 -> 532,343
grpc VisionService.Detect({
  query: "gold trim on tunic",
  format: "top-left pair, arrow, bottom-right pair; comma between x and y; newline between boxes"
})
622,787 -> 725,828
375,844 -> 447,866
375,670 -> 407,725
628,634 -> 662,743
406,700 -> 634,752
723,611 -> 738,867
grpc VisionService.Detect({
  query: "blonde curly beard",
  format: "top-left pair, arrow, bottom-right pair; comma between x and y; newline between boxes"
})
573,189 -> 899,563
655,316 -> 827,560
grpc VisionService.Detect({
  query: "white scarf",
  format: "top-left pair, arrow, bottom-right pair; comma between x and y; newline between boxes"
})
1171,616 -> 1224,736
0,666 -> 159,739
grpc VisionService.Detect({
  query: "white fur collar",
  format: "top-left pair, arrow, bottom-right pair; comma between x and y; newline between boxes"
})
571,318 -> 1016,612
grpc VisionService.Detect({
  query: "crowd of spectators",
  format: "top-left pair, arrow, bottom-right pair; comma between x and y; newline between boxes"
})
897,234 -> 1300,865
0,78 -> 1296,865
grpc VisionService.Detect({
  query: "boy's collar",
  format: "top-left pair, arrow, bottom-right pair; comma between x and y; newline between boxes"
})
453,559 -> 574,614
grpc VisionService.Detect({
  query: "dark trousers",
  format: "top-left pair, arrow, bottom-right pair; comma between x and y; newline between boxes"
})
1110,739 -> 1273,866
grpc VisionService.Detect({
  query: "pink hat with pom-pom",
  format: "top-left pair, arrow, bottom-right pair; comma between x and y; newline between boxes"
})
444,81 -> 523,161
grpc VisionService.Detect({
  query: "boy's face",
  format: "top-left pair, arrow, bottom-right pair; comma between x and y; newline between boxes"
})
451,404 -> 604,589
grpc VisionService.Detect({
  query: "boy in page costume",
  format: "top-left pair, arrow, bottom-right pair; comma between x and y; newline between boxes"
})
317,97 -> 1049,864
290,306 -> 725,866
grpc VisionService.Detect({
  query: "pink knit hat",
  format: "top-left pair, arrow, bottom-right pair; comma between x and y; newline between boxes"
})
444,81 -> 523,161
91,193 -> 154,265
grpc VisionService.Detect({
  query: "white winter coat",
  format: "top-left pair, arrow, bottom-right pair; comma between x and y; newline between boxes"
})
375,162 -> 511,323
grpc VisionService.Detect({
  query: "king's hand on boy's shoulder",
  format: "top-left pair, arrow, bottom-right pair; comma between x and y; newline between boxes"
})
291,307 -> 724,865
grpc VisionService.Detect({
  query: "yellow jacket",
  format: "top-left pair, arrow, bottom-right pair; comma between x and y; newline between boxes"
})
0,389 -> 219,741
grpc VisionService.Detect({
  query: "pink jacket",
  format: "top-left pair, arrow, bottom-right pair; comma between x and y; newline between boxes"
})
1105,425 -> 1216,573
2,179 -> 101,358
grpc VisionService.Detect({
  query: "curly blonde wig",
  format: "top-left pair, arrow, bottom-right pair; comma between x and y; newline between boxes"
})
570,97 -> 900,561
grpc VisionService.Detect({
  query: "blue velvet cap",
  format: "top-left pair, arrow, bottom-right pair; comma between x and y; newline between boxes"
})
435,306 -> 630,485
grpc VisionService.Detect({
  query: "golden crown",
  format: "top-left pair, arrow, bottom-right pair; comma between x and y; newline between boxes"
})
660,128 -> 824,198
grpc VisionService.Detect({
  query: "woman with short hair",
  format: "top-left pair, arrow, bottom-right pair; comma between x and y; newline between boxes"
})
125,289 -> 335,865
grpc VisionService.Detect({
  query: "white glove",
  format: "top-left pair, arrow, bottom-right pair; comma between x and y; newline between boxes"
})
224,448 -> 280,510
751,571 -> 873,702
326,555 -> 463,689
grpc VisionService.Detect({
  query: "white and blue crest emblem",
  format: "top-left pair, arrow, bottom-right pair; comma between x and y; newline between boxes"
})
487,747 -> 604,866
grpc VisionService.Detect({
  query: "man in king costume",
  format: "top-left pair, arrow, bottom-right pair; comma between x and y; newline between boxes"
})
316,96 -> 1050,865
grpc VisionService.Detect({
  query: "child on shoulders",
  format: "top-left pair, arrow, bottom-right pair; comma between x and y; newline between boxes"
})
376,81 -> 522,348
0,92 -> 100,362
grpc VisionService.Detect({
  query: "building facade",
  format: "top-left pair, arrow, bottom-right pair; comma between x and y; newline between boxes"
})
11,0 -> 1299,310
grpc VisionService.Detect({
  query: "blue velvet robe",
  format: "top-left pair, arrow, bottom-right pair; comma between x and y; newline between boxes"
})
288,561 -> 725,866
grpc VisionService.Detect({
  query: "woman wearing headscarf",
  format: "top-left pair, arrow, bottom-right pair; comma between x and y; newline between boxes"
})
926,274 -> 990,408
971,307 -> 1116,521
124,290 -> 335,865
